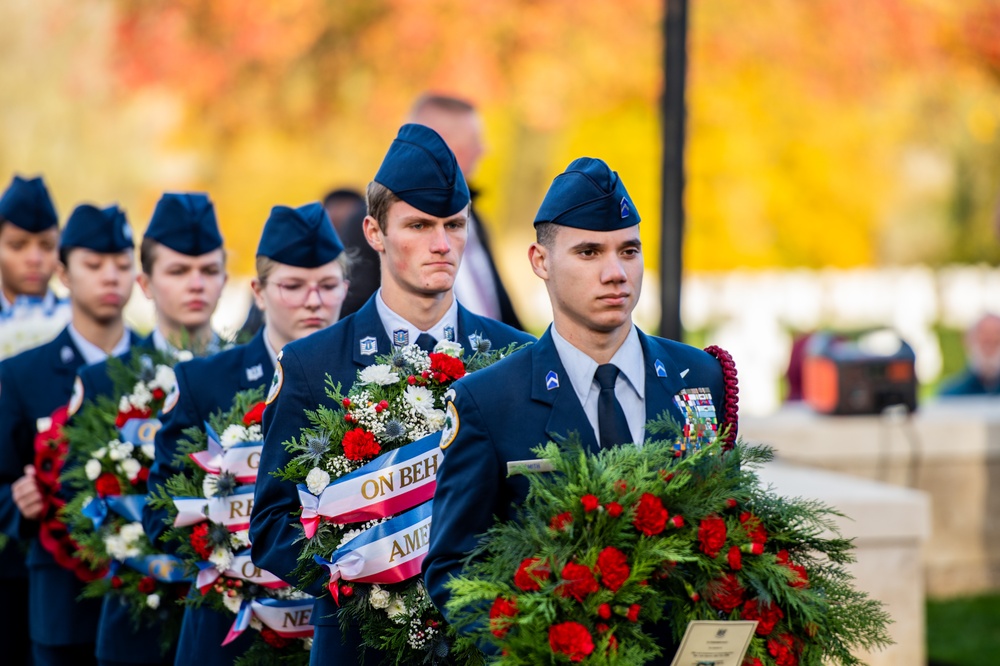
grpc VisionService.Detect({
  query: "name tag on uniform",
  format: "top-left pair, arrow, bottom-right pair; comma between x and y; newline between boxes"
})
506,459 -> 554,476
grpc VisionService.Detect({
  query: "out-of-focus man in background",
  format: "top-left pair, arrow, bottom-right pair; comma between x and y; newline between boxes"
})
340,93 -> 524,329
939,313 -> 1000,396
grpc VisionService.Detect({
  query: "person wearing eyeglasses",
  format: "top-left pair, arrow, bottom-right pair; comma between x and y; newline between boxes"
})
142,202 -> 349,665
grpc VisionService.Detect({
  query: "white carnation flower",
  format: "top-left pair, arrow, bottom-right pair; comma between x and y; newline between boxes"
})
108,439 -> 134,462
120,522 -> 145,541
119,458 -> 142,482
358,365 -> 400,386
219,424 -> 247,449
141,443 -> 155,461
130,382 -> 153,409
305,467 -> 330,496
403,385 -> 435,414
433,340 -> 463,357
146,593 -> 160,609
91,447 -> 107,460
368,585 -> 391,609
209,547 -> 234,572
152,365 -> 177,393
85,459 -> 102,481
245,424 -> 262,441
118,396 -> 131,413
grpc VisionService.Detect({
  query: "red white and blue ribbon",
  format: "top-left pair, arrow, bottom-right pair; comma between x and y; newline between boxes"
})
314,501 -> 432,604
223,597 -> 314,646
298,433 -> 439,538
118,417 -> 161,448
194,548 -> 288,593
189,422 -> 262,484
172,485 -> 256,531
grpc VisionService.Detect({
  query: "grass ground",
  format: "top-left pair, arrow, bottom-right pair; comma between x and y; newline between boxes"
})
926,593 -> 1000,665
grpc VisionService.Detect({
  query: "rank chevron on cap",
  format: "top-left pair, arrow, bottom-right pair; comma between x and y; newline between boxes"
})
620,197 -> 630,219
545,371 -> 559,390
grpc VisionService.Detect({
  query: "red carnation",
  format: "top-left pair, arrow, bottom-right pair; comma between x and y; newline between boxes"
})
558,562 -> 599,602
243,402 -> 266,426
548,622 -> 595,663
776,550 -> 809,588
489,596 -> 518,638
596,546 -> 630,592
550,511 -> 573,531
740,512 -> 768,546
633,492 -> 668,536
708,573 -> 746,612
728,544 -> 744,570
580,494 -> 599,513
137,576 -> 156,594
767,634 -> 799,666
626,604 -> 641,622
95,473 -> 121,498
514,558 -> 550,591
598,603 -> 612,619
260,627 -> 291,649
698,516 -> 727,558
605,501 -> 623,518
190,523 -> 213,560
429,353 -> 466,382
742,599 -> 784,636
341,428 -> 381,461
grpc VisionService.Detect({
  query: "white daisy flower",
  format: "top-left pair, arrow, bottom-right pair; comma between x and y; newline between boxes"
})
140,442 -> 155,461
230,530 -> 251,550
219,424 -> 247,449
386,596 -> 407,622
209,547 -> 234,572
403,386 -> 435,414
358,364 -> 400,386
433,340 -> 463,357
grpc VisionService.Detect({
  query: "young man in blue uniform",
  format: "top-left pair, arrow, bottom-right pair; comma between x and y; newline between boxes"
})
143,202 -> 350,665
249,124 -> 534,665
424,158 -> 736,663
0,202 -> 139,666
67,192 -> 227,666
0,175 -> 71,359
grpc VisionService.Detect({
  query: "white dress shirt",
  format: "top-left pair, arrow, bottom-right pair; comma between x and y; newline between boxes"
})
375,289 -> 460,347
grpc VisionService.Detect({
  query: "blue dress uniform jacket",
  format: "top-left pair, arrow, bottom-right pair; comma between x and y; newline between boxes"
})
423,327 -> 727,663
0,326 -> 139,654
249,295 -> 534,664
142,329 -> 273,665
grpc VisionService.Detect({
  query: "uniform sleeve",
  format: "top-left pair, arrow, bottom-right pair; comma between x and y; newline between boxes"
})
0,361 -> 37,541
142,362 -> 200,550
422,381 -> 502,627
249,347 -> 326,596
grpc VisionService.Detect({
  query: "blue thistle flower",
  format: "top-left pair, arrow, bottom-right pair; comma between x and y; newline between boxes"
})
211,471 -> 238,498
383,419 -> 407,441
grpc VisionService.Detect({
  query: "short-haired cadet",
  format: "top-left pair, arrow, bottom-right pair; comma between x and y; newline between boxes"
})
142,202 -> 349,665
0,175 -> 71,359
0,203 -> 138,666
423,158 -> 737,664
249,124 -> 534,665
68,192 -> 227,666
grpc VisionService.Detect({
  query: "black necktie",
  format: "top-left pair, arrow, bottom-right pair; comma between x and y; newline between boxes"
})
415,333 -> 437,352
595,364 -> 631,448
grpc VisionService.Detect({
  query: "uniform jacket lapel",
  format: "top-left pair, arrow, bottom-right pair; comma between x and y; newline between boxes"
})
238,330 -> 274,391
50,327 -> 84,378
638,329 -> 686,426
529,329 -> 599,452
350,297 -> 392,369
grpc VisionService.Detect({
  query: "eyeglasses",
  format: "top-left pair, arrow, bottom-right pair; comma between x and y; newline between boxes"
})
272,281 -> 343,307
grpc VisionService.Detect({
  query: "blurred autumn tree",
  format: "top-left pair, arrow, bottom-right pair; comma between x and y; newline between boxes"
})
1,0 -> 999,321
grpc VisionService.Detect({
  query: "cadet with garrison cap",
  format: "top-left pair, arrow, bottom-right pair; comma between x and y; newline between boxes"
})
66,192 -> 227,666
0,175 -> 71,359
143,202 -> 349,665
249,124 -> 534,664
0,203 -> 140,666
423,158 -> 737,663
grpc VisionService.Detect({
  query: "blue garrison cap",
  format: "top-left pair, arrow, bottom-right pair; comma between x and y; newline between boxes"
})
144,192 -> 223,255
257,202 -> 344,267
533,157 -> 640,231
0,175 -> 58,232
373,124 -> 470,218
60,204 -> 133,253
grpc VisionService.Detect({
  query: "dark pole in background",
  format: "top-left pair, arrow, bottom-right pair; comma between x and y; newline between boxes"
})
659,0 -> 688,341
